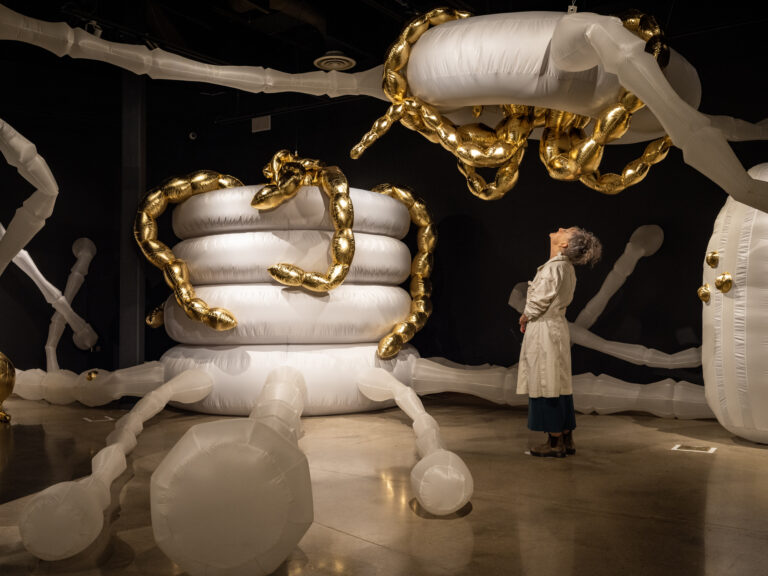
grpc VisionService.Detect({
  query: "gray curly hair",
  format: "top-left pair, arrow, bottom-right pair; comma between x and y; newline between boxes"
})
563,227 -> 602,267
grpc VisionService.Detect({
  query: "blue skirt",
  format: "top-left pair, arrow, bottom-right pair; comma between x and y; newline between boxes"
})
528,395 -> 576,433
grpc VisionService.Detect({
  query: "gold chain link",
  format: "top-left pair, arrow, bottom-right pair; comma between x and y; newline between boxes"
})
371,184 -> 436,359
352,8 -> 673,199
251,150 -> 355,292
134,170 -> 243,331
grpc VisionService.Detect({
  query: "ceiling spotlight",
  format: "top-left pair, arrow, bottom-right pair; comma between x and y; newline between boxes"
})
313,50 -> 356,71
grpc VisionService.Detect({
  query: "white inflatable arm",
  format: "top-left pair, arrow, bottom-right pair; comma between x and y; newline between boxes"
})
551,12 -> 768,213
573,372 -> 713,419
18,369 -> 213,561
0,223 -> 97,350
0,118 -> 58,277
358,367 -> 473,516
0,4 -> 385,100
13,361 -> 166,406
150,366 -> 313,576
45,238 -> 97,370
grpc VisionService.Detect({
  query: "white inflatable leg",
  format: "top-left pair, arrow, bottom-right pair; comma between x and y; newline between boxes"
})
12,361 -> 166,406
150,366 -> 313,576
18,369 -> 213,561
0,4 -> 384,100
551,13 -> 768,213
0,223 -> 98,350
573,372 -> 714,419
358,367 -> 474,516
0,118 -> 58,277
45,238 -> 97,371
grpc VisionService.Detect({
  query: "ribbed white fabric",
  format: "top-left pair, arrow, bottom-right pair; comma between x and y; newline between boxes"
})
160,343 -> 419,415
172,185 -> 411,240
164,284 -> 411,346
174,230 -> 411,285
702,163 -> 768,444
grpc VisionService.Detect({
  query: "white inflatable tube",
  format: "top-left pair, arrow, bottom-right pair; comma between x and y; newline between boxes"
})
163,284 -> 411,346
45,238 -> 97,371
19,369 -> 213,561
0,118 -> 58,277
13,362 -> 166,406
151,366 -> 313,576
174,230 -> 410,286
171,185 -> 410,240
358,367 -> 473,516
160,343 -> 419,415
0,223 -> 97,350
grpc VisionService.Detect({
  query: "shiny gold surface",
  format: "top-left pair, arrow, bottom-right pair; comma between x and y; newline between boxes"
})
715,273 -> 733,293
697,283 -> 711,304
135,170 -> 243,331
352,9 -> 672,199
253,150 -> 355,292
706,251 -> 720,268
0,351 -> 15,423
371,184 -> 436,358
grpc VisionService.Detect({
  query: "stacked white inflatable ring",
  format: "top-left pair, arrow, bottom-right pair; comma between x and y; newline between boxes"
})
160,185 -> 420,416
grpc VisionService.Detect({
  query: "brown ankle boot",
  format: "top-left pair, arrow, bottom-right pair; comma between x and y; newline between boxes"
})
563,431 -> 575,455
530,434 -> 566,458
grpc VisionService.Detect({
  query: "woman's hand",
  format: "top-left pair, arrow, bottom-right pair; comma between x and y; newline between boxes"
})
519,314 -> 528,333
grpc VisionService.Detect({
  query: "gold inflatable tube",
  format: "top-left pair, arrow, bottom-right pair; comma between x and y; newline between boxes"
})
134,170 -> 243,331
372,184 -> 436,359
252,150 -> 355,292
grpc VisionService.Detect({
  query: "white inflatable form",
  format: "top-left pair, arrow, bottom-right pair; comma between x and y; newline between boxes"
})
174,230 -> 411,286
408,11 -> 701,143
358,368 -> 473,516
18,369 -> 213,561
171,185 -> 410,240
702,164 -> 768,444
151,367 -> 313,576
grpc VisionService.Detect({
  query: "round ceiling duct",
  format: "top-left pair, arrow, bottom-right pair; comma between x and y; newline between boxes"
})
313,50 -> 356,71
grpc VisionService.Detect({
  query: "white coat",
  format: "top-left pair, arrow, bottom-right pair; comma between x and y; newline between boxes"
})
516,253 -> 576,398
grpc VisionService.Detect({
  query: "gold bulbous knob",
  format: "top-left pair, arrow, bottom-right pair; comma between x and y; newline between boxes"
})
697,283 -> 711,303
715,273 -> 733,293
705,251 -> 719,268
0,351 -> 16,424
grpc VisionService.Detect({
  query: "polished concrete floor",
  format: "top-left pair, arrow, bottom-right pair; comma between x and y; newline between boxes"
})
1,392 -> 767,576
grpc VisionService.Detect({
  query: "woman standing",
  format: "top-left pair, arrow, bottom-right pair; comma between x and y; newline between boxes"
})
518,226 -> 602,457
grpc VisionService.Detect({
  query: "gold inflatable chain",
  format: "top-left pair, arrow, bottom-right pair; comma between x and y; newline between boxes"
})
134,170 -> 243,331
371,184 -> 436,359
352,8 -> 672,199
251,150 -> 355,291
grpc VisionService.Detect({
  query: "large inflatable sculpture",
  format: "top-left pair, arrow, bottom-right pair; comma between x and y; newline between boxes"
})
1,2 -> 767,573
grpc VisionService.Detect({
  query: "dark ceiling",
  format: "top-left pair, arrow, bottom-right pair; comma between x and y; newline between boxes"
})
5,0 -> 768,74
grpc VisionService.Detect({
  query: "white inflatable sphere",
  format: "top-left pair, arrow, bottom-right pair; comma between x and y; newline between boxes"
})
151,419 -> 312,576
172,185 -> 410,240
174,230 -> 411,285
161,343 -> 419,415
702,164 -> 768,443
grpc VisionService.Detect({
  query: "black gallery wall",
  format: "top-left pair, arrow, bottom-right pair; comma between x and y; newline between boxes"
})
1,0 -> 767,390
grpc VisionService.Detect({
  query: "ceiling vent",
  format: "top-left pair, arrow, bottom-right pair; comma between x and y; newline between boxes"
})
313,50 -> 356,71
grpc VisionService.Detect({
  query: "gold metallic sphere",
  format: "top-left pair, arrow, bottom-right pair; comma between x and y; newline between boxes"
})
697,283 -> 711,304
705,251 -> 719,268
0,351 -> 16,424
715,273 -> 733,293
